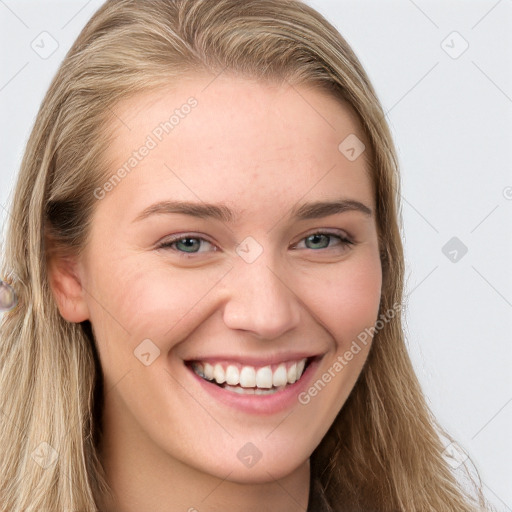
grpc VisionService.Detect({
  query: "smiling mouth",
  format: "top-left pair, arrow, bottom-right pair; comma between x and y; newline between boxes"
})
186,357 -> 314,395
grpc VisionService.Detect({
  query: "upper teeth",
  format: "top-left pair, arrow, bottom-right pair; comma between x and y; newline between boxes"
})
191,359 -> 308,388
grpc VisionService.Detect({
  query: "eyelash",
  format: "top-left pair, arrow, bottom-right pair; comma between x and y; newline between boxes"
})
156,231 -> 355,257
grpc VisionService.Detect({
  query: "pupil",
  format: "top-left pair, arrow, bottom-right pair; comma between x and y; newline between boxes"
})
306,234 -> 329,249
178,238 -> 199,252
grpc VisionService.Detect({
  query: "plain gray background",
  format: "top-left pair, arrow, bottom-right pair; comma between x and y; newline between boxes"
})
1,0 -> 511,509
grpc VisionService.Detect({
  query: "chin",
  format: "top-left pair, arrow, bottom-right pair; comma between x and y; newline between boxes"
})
196,448 -> 311,485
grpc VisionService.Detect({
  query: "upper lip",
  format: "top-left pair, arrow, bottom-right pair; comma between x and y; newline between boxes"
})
184,352 -> 322,367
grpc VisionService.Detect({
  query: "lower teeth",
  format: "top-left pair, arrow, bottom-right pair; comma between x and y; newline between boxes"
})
222,383 -> 286,395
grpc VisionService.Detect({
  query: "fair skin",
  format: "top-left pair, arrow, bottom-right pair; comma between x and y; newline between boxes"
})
49,74 -> 382,512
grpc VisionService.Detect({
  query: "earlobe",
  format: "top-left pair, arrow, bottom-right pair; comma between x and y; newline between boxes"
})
47,255 -> 90,324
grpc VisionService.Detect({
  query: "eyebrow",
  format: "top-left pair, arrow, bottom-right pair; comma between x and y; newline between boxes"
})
132,198 -> 373,224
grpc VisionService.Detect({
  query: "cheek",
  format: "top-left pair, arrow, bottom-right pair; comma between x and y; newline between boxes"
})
291,252 -> 381,438
86,261 -> 230,401
89,258 -> 230,349
299,251 -> 382,349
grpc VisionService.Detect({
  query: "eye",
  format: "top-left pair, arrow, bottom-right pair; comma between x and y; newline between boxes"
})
156,235 -> 217,255
156,230 -> 354,257
293,231 -> 354,251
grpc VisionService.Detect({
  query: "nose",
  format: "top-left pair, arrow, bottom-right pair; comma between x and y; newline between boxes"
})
221,256 -> 302,340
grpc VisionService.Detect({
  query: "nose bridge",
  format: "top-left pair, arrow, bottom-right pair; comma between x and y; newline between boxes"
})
221,244 -> 301,339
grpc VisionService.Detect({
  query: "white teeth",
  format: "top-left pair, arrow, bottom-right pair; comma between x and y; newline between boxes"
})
224,384 -> 255,394
287,362 -> 297,384
225,365 -> 239,385
297,359 -> 306,377
223,384 -> 279,395
191,358 -> 309,389
213,363 -> 226,384
254,387 -> 279,395
255,366 -> 273,389
272,364 -> 288,387
204,362 -> 214,380
239,366 -> 256,388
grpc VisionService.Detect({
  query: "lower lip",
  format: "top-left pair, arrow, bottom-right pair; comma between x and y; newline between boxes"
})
186,358 -> 321,415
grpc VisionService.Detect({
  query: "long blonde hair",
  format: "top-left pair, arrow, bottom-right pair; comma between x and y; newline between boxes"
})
0,1 -> 492,510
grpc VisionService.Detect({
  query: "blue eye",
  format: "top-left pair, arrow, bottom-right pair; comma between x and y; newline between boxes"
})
295,232 -> 354,251
157,231 -> 354,256
157,235 -> 216,254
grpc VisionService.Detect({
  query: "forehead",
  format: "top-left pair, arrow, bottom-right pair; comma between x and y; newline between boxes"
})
99,73 -> 374,223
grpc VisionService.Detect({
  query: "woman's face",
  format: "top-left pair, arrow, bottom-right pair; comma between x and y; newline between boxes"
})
67,74 -> 382,483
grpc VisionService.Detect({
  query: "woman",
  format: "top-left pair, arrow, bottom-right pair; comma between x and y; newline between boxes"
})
0,0 -> 492,510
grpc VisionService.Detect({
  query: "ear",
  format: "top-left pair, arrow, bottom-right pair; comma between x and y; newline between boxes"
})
47,253 -> 90,323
